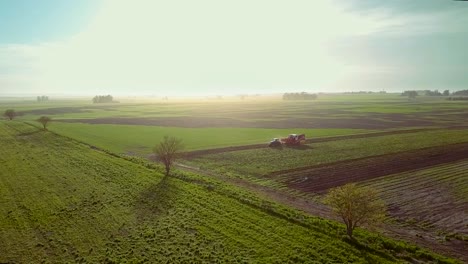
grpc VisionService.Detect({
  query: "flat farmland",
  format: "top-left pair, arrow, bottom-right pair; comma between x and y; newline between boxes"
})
361,160 -> 468,241
47,122 -> 370,154
187,129 -> 468,176
2,94 -> 468,262
3,94 -> 468,155
1,121 -> 457,263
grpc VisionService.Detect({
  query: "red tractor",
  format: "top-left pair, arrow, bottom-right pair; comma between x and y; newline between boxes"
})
269,134 -> 306,147
281,134 -> 306,145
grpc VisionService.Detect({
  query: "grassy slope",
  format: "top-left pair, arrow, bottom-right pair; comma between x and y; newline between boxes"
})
0,121 -> 457,263
189,129 -> 468,176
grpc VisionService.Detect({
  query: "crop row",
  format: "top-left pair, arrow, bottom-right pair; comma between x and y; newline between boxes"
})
360,160 -> 468,240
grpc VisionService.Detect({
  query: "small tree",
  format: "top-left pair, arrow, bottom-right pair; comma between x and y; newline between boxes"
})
324,183 -> 386,239
153,136 -> 184,176
4,109 -> 16,120
443,90 -> 450,96
37,116 -> 52,130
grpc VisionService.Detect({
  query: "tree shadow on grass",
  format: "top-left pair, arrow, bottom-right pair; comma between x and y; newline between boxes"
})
342,236 -> 396,262
17,129 -> 42,137
134,175 -> 180,223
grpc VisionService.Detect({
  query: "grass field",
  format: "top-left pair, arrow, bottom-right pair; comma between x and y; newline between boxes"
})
48,122 -> 371,153
1,121 -> 459,263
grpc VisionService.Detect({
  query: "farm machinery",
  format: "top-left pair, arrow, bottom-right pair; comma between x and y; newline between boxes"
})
269,134 -> 306,147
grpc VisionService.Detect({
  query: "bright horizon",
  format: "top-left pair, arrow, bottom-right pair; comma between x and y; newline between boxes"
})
1,0 -> 467,96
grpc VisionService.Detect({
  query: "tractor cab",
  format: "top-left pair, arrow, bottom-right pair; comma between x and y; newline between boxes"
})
268,138 -> 282,147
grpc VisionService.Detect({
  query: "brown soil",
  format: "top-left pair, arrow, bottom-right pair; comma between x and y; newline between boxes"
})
270,142 -> 468,193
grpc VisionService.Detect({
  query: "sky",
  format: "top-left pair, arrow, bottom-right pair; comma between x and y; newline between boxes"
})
0,0 -> 467,96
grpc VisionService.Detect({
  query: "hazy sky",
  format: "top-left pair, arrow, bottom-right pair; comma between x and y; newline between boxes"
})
0,0 -> 467,96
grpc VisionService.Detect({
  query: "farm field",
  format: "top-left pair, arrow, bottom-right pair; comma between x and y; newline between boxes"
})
2,94 -> 468,155
186,129 -> 468,176
361,160 -> 468,243
3,0 -> 468,262
1,120 -> 458,263
2,94 -> 468,262
47,122 -> 370,154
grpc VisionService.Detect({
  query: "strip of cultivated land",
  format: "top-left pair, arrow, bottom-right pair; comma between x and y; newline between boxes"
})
182,130 -> 468,262
274,142 -> 468,193
361,160 -> 468,241
187,129 -> 468,176
181,127 -> 456,158
2,121 -> 458,263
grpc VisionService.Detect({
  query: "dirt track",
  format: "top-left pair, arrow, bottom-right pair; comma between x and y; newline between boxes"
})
270,142 -> 468,193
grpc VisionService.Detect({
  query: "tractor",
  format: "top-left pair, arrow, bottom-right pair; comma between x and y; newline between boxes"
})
268,138 -> 282,147
269,134 -> 306,147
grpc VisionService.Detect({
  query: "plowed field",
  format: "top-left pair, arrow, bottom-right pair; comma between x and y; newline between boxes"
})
272,143 -> 468,193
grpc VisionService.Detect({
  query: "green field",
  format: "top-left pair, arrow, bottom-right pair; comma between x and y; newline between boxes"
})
48,122 -> 371,153
2,94 -> 468,155
1,121 -> 458,263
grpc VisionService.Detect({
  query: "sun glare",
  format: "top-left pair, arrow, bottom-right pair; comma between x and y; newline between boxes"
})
30,0 -> 396,95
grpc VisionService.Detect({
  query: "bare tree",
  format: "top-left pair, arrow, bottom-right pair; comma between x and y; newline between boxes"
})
4,109 -> 16,120
153,136 -> 184,176
37,116 -> 52,130
324,183 -> 386,239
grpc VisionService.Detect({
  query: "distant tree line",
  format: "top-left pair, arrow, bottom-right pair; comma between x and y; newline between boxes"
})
445,90 -> 468,100
283,92 -> 317,100
423,90 -> 450,96
37,95 -> 49,102
401,90 -> 418,99
402,90 -> 451,97
447,97 -> 468,101
92,95 -> 117,104
452,89 -> 468,96
343,91 -> 386,94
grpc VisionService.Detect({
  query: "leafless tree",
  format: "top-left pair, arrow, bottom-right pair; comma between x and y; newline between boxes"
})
4,109 -> 16,120
153,136 -> 184,176
37,116 -> 52,130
